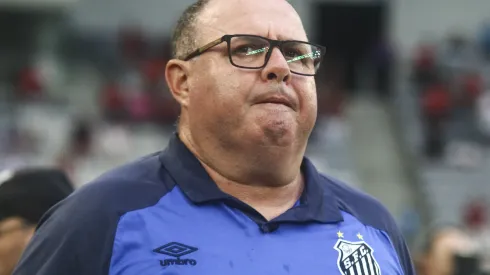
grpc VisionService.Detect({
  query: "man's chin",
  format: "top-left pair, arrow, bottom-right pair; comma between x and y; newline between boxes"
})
239,116 -> 300,147
257,124 -> 297,147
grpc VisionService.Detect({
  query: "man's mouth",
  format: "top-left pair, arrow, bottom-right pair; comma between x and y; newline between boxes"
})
257,95 -> 294,109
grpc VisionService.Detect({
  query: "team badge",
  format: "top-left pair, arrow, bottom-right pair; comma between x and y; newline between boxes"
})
334,233 -> 381,275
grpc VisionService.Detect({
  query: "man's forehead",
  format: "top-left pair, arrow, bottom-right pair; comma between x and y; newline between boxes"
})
204,0 -> 296,12
198,0 -> 306,41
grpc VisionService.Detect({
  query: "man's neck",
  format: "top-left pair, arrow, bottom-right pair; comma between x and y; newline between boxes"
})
204,164 -> 304,221
178,129 -> 305,220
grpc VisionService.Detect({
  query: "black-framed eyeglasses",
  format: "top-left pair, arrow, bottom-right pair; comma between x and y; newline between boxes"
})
183,34 -> 326,76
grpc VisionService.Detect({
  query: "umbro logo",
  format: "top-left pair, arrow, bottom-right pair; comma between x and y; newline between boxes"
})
153,242 -> 198,267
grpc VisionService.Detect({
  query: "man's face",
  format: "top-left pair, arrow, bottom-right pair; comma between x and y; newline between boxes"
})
185,0 -> 317,150
0,218 -> 34,275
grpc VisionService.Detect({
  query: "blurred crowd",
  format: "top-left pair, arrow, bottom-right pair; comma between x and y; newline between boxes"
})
412,24 -> 490,166
7,24 -> 179,126
0,21 -> 183,184
404,23 -> 490,274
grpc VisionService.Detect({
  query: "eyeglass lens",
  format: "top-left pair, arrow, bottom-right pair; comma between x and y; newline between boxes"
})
229,35 -> 322,75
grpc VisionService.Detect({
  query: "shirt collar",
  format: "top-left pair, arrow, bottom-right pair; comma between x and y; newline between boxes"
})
159,134 -> 343,224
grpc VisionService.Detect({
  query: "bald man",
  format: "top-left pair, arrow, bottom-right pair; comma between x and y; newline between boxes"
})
13,0 -> 414,274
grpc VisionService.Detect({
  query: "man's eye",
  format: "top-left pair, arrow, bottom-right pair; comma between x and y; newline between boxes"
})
233,45 -> 268,56
285,50 -> 303,58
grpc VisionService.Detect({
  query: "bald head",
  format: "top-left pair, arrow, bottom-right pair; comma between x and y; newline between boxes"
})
172,0 -> 304,60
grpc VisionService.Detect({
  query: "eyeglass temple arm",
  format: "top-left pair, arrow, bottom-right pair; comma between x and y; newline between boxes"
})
184,37 -> 225,61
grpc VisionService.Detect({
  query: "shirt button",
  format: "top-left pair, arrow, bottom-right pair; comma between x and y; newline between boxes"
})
261,224 -> 270,233
260,223 -> 278,233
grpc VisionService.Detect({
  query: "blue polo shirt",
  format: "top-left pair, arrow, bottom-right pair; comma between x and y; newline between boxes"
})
14,134 -> 415,275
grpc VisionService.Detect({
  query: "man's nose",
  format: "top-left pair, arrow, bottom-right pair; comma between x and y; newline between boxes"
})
261,48 -> 292,84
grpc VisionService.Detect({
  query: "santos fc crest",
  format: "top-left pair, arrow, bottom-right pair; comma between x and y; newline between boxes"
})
334,238 -> 381,275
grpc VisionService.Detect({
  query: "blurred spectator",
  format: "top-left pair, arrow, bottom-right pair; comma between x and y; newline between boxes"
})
412,42 -> 437,90
463,199 -> 487,231
57,119 -> 94,180
15,66 -> 43,100
463,199 -> 490,272
445,73 -> 483,167
0,168 -> 74,275
421,81 -> 451,159
417,225 -> 479,275
69,119 -> 93,157
100,80 -> 127,122
370,35 -> 395,98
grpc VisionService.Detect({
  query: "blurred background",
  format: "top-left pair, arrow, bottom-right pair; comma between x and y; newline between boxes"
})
0,0 -> 490,273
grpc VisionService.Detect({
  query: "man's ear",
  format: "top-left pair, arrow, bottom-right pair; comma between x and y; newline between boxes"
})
165,59 -> 191,108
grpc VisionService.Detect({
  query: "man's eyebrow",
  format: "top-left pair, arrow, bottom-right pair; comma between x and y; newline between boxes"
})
277,33 -> 310,41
